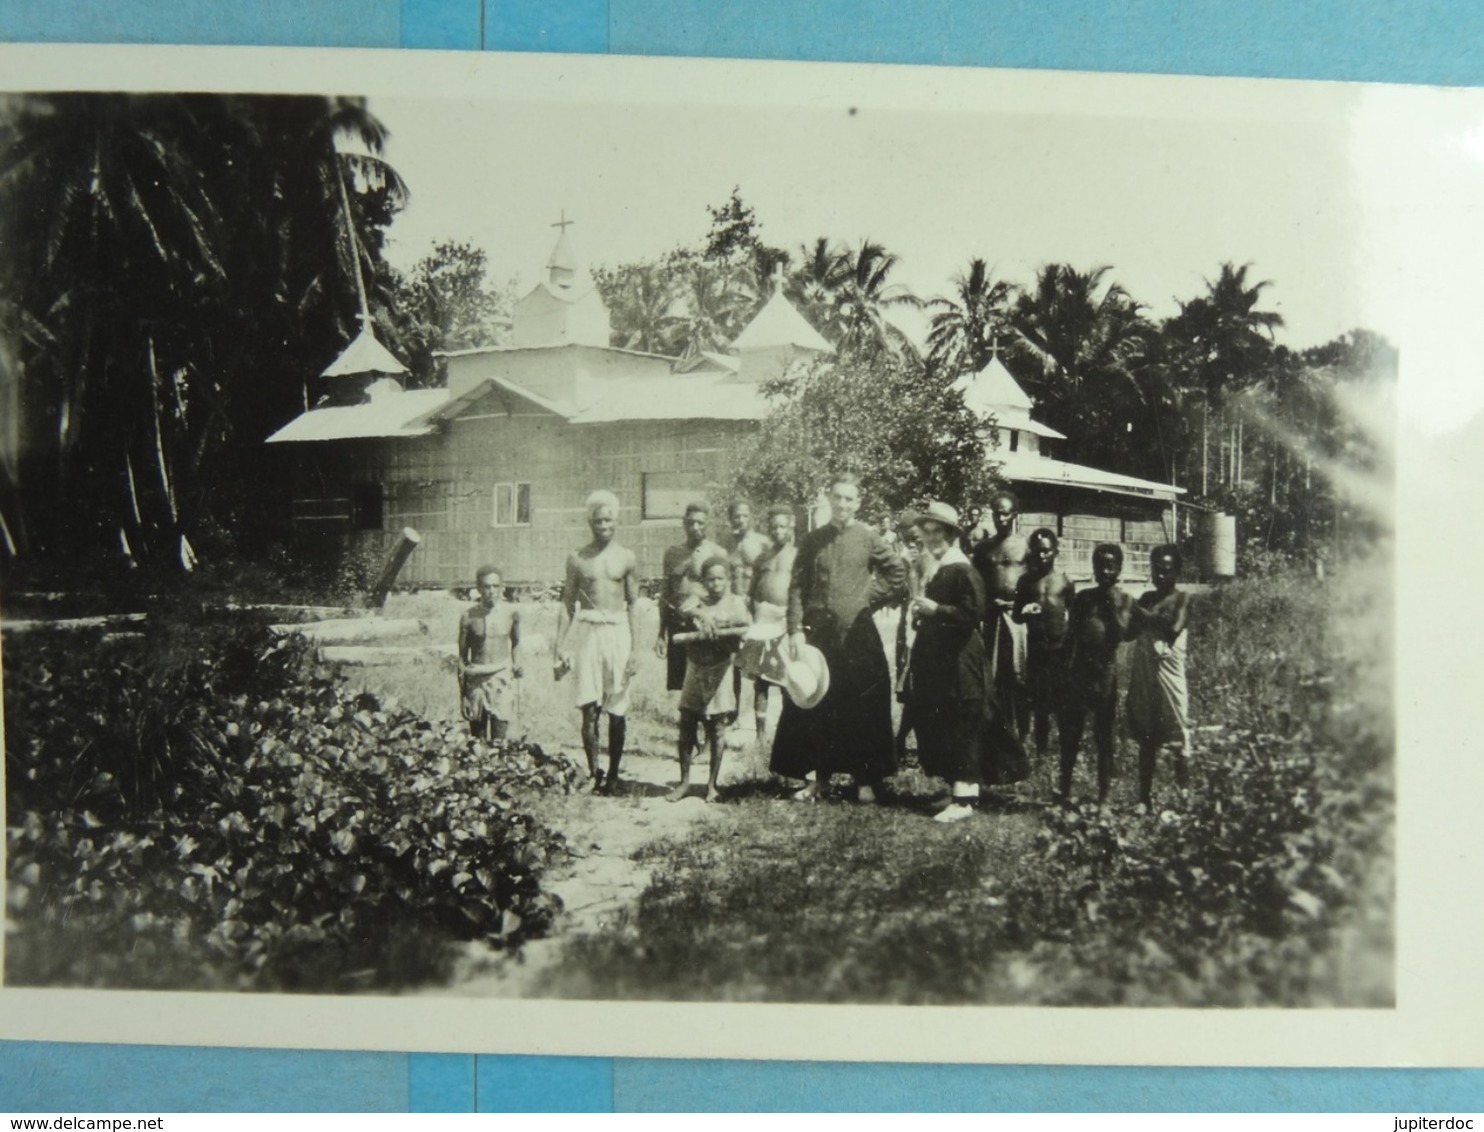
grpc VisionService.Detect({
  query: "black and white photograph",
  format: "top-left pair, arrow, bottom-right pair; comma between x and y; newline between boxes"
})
0,44 -> 1478,1064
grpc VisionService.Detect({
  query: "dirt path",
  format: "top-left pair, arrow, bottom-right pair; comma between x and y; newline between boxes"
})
422,735 -> 770,998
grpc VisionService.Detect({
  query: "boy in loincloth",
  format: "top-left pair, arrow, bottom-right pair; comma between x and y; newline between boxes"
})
667,556 -> 752,802
1127,543 -> 1193,810
1013,528 -> 1075,758
555,489 -> 642,795
1059,543 -> 1133,805
740,503 -> 797,740
458,565 -> 523,741
657,501 -> 726,694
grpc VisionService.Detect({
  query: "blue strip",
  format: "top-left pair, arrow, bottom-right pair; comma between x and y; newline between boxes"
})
608,0 -> 1484,86
485,0 -> 608,53
613,1061 -> 1484,1113
476,1054 -> 614,1111
0,1042 -> 407,1112
408,1052 -> 477,1111
0,0 -> 401,48
400,0 -> 483,50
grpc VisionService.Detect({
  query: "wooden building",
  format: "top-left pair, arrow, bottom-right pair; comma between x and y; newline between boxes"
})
268,223 -> 1179,588
266,228 -> 829,586
951,354 -> 1184,582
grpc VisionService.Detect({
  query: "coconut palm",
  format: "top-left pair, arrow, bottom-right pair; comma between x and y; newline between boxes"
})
0,92 -> 406,566
1005,263 -> 1155,469
662,258 -> 757,362
784,237 -> 847,336
784,237 -> 920,360
1161,261 -> 1284,494
596,258 -> 681,354
926,257 -> 1012,378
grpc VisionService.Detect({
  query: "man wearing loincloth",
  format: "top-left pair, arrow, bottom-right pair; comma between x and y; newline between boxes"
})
458,564 -> 523,741
657,501 -> 726,695
1127,543 -> 1193,810
769,472 -> 906,803
973,489 -> 1031,743
555,489 -> 642,795
739,503 -> 797,739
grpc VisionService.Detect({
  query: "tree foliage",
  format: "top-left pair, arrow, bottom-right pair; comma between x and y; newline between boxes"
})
731,352 -> 1002,515
926,257 -> 1012,378
388,239 -> 511,386
0,93 -> 407,569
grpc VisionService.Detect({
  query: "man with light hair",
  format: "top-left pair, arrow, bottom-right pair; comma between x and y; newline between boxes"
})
555,489 -> 642,794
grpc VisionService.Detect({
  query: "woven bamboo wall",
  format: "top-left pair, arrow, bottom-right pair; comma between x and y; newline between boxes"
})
284,404 -> 755,586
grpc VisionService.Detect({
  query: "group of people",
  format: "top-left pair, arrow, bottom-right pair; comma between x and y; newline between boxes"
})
454,477 -> 1193,817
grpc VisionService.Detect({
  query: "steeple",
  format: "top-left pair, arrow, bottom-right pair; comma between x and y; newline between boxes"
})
547,211 -> 578,289
511,213 -> 611,348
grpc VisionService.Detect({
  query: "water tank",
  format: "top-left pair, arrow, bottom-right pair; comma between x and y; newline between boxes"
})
1197,512 -> 1237,579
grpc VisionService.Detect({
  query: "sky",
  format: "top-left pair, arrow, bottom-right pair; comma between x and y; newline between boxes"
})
368,59 -> 1376,353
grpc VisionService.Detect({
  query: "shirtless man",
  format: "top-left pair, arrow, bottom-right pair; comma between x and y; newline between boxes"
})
657,502 -> 727,694
555,489 -> 642,795
972,489 -> 1031,740
1013,529 -> 1075,757
457,565 -> 522,742
742,503 -> 797,738
1061,543 -> 1135,805
725,501 -> 770,599
1127,544 -> 1193,809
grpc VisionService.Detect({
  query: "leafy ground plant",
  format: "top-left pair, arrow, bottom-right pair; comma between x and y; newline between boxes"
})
4,612 -> 577,991
537,554 -> 1393,1006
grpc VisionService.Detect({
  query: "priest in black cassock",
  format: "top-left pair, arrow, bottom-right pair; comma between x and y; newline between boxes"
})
770,472 -> 907,802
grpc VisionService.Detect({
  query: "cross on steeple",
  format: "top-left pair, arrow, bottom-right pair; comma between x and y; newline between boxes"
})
551,210 -> 574,233
771,261 -> 786,294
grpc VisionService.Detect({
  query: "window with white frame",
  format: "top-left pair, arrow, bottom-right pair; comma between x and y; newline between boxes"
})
493,482 -> 532,527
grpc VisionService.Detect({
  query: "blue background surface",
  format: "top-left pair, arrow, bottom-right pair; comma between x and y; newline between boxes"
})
1,0 -> 1482,1113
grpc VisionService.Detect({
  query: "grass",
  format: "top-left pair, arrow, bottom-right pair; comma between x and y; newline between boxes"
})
519,551 -> 1395,1007
537,777 -> 1046,1004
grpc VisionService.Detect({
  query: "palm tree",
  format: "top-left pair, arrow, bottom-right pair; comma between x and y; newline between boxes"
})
0,92 -> 407,567
830,239 -> 922,359
597,259 -> 680,354
1005,263 -> 1155,470
784,237 -> 847,337
784,237 -> 920,360
926,257 -> 1012,378
663,259 -> 757,362
1162,262 -> 1284,495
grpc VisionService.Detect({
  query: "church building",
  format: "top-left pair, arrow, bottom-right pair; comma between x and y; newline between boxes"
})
266,225 -> 825,585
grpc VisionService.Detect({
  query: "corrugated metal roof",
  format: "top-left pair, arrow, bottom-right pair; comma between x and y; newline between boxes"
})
997,450 -> 1184,500
570,375 -> 769,423
265,388 -> 449,443
321,325 -> 409,378
731,290 -> 834,353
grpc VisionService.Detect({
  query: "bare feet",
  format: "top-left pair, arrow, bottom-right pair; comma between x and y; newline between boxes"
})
704,785 -> 721,804
589,770 -> 605,794
665,783 -> 690,803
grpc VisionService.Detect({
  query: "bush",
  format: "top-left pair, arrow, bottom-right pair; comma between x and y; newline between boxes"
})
5,613 -> 578,991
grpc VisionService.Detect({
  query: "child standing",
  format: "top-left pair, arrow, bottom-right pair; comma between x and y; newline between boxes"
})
667,555 -> 752,803
1127,544 -> 1193,809
1059,543 -> 1133,805
1013,528 -> 1076,758
458,565 -> 522,741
